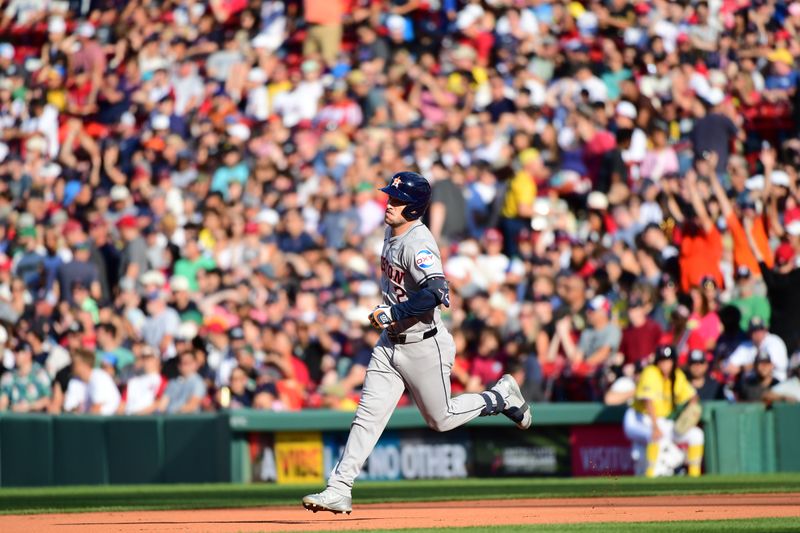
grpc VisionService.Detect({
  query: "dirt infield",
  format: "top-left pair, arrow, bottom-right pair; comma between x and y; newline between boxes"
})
2,493 -> 798,532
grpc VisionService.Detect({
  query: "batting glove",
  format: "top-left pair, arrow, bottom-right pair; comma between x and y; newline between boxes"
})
369,305 -> 394,330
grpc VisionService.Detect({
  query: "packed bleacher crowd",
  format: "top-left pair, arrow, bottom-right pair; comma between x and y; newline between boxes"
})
1,0 -> 800,415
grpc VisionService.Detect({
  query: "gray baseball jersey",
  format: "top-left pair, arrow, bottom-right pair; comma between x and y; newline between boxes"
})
380,221 -> 444,335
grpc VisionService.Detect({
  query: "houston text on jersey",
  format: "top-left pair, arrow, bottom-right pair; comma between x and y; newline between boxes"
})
380,256 -> 405,285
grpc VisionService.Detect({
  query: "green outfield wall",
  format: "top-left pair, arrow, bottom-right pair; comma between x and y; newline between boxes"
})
0,402 -> 797,487
0,413 -> 230,486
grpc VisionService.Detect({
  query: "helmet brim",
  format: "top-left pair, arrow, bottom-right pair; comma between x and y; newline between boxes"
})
379,185 -> 412,204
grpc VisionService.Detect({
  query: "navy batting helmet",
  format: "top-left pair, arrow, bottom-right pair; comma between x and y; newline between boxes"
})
379,171 -> 432,220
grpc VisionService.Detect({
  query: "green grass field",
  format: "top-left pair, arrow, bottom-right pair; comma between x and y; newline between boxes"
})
0,473 -> 798,515
301,519 -> 800,533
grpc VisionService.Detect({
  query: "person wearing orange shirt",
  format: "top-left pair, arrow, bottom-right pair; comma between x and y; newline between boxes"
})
677,162 -> 723,293
708,151 -> 773,274
303,0 -> 344,67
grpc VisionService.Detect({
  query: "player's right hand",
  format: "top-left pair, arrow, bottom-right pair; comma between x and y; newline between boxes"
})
368,305 -> 394,330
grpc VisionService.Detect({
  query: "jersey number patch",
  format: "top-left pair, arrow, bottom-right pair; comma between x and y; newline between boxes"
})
393,285 -> 408,302
415,249 -> 435,270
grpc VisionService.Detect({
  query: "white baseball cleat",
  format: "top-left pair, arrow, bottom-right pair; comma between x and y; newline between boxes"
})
492,374 -> 533,430
302,488 -> 352,515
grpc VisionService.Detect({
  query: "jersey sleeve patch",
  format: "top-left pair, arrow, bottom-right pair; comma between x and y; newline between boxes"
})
414,249 -> 435,270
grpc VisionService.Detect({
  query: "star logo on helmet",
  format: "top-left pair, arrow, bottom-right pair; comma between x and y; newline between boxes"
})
392,177 -> 402,188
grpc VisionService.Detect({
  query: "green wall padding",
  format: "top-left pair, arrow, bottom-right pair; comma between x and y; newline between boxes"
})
53,418 -> 108,485
773,402 -> 800,472
106,417 -> 163,483
163,415 -> 229,483
0,416 -> 53,486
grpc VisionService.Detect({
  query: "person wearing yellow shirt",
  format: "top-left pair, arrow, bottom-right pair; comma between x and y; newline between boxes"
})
623,345 -> 704,477
499,148 -> 541,257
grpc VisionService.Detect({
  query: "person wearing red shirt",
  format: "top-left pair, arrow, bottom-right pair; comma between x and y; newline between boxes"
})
455,4 -> 494,65
468,329 -> 505,390
66,68 -> 96,118
620,297 -> 662,365
577,112 -> 617,188
209,0 -> 247,22
266,330 -> 311,409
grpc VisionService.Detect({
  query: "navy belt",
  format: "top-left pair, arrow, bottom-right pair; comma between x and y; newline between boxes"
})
388,327 -> 438,345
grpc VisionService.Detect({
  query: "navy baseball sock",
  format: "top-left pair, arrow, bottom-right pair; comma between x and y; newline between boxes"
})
479,390 -> 505,416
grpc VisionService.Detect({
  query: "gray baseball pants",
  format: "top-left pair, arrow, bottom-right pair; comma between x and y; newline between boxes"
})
327,328 -> 493,495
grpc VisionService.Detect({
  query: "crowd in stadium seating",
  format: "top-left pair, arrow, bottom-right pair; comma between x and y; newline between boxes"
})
1,0 -> 800,415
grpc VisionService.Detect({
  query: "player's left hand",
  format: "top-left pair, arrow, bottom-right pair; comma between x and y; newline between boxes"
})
369,305 -> 394,330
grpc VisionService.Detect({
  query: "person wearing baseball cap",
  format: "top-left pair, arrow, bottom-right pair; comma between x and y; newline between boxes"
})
765,48 -> 797,102
729,266 -> 771,333
604,360 -> 646,406
169,275 -> 202,324
725,317 -> 789,382
734,349 -> 780,402
559,295 -> 621,382
500,147 -> 542,257
623,345 -> 704,477
685,349 -> 724,401
613,100 -> 647,174
117,214 -> 148,288
141,289 -> 181,361
53,239 -> 101,307
764,354 -> 800,404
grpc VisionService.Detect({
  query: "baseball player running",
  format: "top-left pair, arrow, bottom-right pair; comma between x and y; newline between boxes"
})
623,345 -> 704,477
303,172 -> 532,514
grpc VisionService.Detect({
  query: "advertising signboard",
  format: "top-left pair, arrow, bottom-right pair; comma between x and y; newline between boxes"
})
570,424 -> 634,477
